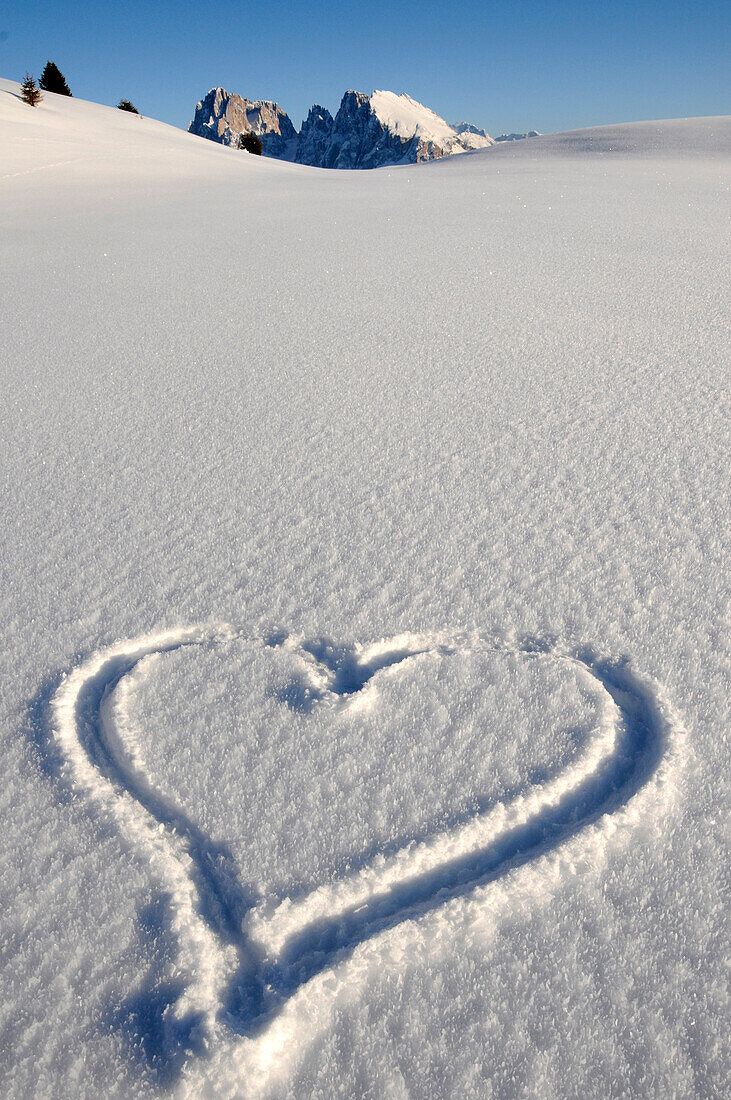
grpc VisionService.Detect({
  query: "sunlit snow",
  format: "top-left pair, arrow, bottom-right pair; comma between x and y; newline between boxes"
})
1,78 -> 728,1098
369,90 -> 458,143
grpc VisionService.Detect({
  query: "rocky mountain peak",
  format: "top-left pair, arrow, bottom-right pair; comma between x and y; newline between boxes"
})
296,104 -> 336,166
189,86 -> 500,168
189,87 -> 297,157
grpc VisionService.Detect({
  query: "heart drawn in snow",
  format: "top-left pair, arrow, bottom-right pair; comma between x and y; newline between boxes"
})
49,623 -> 680,1071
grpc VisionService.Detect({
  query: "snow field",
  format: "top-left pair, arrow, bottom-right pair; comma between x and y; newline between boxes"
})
0,79 -> 728,1097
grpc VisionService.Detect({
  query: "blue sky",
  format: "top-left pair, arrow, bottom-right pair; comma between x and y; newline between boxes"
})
2,1 -> 728,134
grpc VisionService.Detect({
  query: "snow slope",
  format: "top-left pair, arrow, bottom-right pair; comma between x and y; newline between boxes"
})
1,79 -> 729,1099
368,91 -> 494,156
369,90 -> 460,143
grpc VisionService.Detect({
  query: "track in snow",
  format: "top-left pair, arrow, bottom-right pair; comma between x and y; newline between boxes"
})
46,624 -> 683,1076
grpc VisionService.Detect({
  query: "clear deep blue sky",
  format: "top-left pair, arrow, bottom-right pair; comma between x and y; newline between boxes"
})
2,1 -> 728,134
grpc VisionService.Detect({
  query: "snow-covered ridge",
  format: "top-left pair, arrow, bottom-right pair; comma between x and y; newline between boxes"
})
494,129 -> 541,142
369,90 -> 458,143
189,86 -> 496,167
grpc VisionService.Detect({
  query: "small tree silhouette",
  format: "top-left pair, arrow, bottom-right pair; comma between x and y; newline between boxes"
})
39,61 -> 72,96
117,99 -> 139,114
20,73 -> 42,107
239,131 -> 263,155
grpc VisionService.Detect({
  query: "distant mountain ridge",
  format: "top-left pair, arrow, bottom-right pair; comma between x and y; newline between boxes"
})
494,130 -> 541,142
189,87 -> 514,168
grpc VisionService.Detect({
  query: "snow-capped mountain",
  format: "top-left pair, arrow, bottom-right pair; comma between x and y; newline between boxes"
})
451,121 -> 496,149
453,122 -> 541,144
495,130 -> 541,142
189,87 -> 495,167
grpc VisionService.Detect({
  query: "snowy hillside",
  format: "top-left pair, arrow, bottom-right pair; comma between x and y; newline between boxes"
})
1,78 -> 729,1099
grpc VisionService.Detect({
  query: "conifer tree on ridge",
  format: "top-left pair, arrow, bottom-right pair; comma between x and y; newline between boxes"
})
39,61 -> 72,96
20,73 -> 42,107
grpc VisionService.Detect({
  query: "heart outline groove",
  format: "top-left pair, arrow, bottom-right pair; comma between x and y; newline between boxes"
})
45,623 -> 685,1083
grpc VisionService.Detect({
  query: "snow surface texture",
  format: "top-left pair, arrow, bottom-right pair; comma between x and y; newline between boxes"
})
1,79 -> 729,1098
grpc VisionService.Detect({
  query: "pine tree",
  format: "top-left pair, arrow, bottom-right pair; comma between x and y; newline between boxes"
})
239,131 -> 263,155
117,99 -> 139,114
39,61 -> 72,96
20,73 -> 42,107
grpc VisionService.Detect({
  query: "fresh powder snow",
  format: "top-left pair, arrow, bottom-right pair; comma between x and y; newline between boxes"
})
0,77 -> 729,1099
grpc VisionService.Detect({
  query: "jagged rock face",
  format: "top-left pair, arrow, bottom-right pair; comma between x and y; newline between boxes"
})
189,86 -> 498,168
189,88 -> 297,157
322,90 -> 378,168
315,89 -> 421,169
295,90 -> 495,168
294,104 -> 334,166
294,89 -> 410,168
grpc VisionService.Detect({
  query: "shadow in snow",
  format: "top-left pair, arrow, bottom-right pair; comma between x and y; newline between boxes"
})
71,640 -> 260,947
271,635 -> 444,713
26,670 -> 72,793
106,896 -> 207,1088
